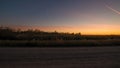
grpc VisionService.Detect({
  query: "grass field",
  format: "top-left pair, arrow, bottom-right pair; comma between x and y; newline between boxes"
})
0,47 -> 120,68
0,39 -> 120,47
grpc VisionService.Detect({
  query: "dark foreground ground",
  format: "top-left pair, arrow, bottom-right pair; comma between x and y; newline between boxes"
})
0,47 -> 120,68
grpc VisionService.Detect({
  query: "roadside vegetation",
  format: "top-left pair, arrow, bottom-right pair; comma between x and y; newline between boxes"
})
0,26 -> 120,47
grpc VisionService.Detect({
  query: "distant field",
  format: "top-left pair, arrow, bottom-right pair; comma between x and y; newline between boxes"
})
0,47 -> 120,68
0,39 -> 120,47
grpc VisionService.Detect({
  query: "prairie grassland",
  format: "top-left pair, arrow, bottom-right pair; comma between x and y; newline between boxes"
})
0,39 -> 120,47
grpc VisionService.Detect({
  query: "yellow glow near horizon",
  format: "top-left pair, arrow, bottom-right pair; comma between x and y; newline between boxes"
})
73,24 -> 120,35
11,23 -> 120,35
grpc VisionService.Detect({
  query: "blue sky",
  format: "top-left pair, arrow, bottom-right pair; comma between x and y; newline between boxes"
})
0,0 -> 120,34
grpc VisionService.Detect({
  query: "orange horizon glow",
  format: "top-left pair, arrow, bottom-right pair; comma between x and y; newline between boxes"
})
7,23 -> 120,35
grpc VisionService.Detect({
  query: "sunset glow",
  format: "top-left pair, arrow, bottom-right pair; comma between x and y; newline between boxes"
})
1,0 -> 120,35
10,23 -> 120,35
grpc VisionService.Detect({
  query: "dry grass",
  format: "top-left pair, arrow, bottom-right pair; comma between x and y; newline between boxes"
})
0,39 -> 120,47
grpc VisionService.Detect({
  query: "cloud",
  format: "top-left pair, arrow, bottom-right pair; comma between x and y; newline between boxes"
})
106,5 -> 120,15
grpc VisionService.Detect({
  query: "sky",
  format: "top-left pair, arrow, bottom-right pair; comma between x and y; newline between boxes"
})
0,0 -> 120,35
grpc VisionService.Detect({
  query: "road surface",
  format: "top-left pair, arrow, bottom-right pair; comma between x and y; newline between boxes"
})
0,47 -> 120,68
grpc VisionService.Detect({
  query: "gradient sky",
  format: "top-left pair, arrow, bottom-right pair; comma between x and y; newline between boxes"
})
0,0 -> 120,35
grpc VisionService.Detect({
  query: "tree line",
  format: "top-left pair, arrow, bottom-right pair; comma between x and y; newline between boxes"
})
0,26 -> 120,40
